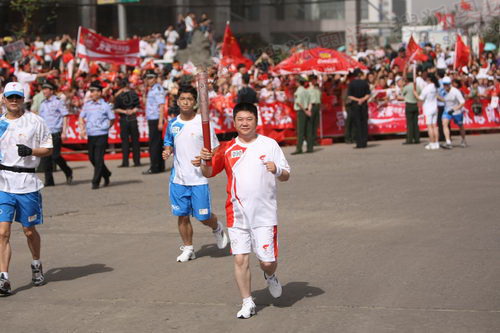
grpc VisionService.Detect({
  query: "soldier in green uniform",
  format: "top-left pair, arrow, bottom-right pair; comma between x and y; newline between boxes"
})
307,75 -> 322,149
401,74 -> 420,144
292,78 -> 311,155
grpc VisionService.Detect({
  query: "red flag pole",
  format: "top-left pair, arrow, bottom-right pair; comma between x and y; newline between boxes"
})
196,70 -> 212,166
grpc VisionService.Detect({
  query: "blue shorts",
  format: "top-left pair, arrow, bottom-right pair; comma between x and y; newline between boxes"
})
442,111 -> 463,126
169,183 -> 211,221
0,191 -> 43,227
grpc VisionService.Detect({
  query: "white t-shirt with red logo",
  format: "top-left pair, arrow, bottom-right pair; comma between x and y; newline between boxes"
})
0,111 -> 53,193
210,135 -> 290,229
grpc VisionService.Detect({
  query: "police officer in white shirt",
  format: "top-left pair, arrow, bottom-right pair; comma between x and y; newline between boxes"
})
143,71 -> 165,174
39,81 -> 73,186
79,81 -> 115,189
0,82 -> 53,295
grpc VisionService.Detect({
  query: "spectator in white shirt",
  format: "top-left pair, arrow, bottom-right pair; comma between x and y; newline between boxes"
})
184,13 -> 195,44
14,62 -> 56,103
164,25 -> 179,44
259,80 -> 275,104
231,64 -> 247,91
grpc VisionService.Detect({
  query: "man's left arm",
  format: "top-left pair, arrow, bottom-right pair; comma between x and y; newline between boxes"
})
264,144 -> 290,182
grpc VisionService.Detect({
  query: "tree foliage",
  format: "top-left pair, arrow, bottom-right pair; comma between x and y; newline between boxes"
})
9,0 -> 58,37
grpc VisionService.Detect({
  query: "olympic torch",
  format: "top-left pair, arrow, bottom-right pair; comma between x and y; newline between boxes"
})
196,70 -> 212,166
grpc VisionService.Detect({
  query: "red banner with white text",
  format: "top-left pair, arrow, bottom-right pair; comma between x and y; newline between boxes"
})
63,98 -> 500,145
320,99 -> 500,136
76,26 -> 141,66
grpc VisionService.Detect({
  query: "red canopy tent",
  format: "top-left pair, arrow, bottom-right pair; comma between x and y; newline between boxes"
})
271,47 -> 367,75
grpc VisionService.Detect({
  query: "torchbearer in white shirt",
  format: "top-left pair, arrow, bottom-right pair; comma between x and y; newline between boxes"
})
0,82 -> 53,296
198,103 -> 291,319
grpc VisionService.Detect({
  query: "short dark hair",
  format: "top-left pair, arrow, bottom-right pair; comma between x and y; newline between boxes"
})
242,73 -> 250,84
178,84 -> 197,100
118,79 -> 129,88
233,102 -> 258,119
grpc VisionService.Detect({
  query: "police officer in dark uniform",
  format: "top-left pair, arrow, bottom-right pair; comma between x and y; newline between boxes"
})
143,71 -> 165,174
39,81 -> 73,186
79,81 -> 115,189
347,69 -> 371,148
114,79 -> 141,168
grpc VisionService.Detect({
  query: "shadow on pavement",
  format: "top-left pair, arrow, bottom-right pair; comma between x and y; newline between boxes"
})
106,179 -> 143,187
12,263 -> 114,294
69,179 -> 92,186
195,244 -> 231,258
253,281 -> 324,312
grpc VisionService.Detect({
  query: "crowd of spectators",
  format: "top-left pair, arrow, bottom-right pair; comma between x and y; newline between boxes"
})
0,17 -> 499,131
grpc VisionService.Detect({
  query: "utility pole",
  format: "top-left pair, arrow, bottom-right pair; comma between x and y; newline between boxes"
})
118,3 -> 127,39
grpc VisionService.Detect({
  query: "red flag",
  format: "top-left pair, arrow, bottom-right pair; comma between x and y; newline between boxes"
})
454,35 -> 470,71
220,22 -> 252,70
406,35 -> 428,62
460,0 -> 472,11
0,59 -> 13,74
222,23 -> 243,59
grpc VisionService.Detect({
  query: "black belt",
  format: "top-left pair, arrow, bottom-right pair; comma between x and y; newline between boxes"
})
0,164 -> 36,173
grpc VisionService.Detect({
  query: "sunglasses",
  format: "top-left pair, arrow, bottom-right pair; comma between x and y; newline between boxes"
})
5,95 -> 24,100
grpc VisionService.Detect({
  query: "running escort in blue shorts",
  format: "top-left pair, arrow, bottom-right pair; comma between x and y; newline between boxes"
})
0,82 -> 54,295
162,85 -> 228,262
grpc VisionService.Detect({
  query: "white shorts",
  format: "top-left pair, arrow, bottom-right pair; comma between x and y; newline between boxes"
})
228,226 -> 278,262
425,112 -> 438,125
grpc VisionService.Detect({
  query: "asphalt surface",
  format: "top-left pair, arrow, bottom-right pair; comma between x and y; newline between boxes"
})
2,134 -> 500,333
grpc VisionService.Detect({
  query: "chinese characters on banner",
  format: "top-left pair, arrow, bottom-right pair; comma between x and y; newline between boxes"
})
76,27 -> 141,66
63,98 -> 500,145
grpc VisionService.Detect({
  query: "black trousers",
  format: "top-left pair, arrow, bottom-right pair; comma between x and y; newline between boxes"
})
437,106 -> 446,141
352,103 -> 368,148
405,103 -> 420,143
119,117 -> 141,166
311,104 -> 320,145
148,119 -> 165,173
42,132 -> 72,184
88,135 -> 111,186
344,104 -> 356,143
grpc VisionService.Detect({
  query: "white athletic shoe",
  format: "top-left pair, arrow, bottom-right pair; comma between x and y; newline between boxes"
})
431,142 -> 440,150
265,273 -> 282,298
237,300 -> 256,319
424,143 -> 432,150
213,222 -> 229,249
460,140 -> 468,148
176,246 -> 195,262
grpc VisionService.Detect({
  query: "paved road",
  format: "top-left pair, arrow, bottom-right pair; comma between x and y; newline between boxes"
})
2,135 -> 500,333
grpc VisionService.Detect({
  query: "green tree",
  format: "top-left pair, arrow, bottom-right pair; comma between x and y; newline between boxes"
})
9,0 -> 43,37
9,0 -> 58,37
